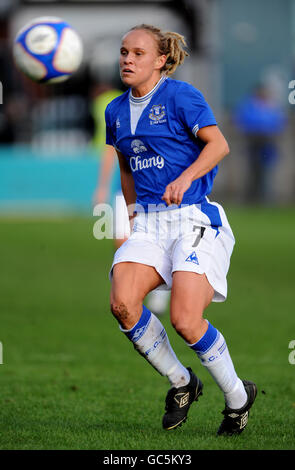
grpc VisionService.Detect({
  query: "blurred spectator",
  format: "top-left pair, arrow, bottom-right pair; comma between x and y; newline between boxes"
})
91,82 -> 123,209
234,84 -> 286,204
91,83 -> 123,152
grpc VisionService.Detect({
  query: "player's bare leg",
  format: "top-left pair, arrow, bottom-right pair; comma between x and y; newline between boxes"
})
110,262 -> 191,393
170,271 -> 256,435
170,272 -> 214,344
111,262 -> 162,328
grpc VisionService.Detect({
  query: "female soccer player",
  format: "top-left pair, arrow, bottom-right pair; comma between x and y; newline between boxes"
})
92,85 -> 170,314
105,24 -> 257,435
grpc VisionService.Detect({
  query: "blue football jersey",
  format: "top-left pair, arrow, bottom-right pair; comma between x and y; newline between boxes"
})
105,77 -> 218,211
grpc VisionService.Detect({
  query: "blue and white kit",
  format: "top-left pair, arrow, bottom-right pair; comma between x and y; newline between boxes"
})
106,76 -> 235,301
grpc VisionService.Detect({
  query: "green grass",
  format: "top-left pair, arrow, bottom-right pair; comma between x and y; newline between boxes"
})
0,207 -> 295,450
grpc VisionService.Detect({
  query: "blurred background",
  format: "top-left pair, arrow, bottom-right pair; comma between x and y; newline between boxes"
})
1,1 -> 295,451
0,0 -> 294,214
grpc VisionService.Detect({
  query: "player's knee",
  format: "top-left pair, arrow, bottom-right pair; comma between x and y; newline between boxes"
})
110,302 -> 130,329
171,317 -> 193,339
110,290 -> 142,329
171,308 -> 204,342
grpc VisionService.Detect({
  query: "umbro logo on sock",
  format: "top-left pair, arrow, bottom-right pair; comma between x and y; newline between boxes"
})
131,326 -> 147,342
174,392 -> 190,408
185,251 -> 199,265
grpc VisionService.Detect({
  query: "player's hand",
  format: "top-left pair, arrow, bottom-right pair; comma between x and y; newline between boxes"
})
161,174 -> 192,206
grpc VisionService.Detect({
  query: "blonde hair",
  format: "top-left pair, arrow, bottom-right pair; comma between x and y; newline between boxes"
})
128,24 -> 189,76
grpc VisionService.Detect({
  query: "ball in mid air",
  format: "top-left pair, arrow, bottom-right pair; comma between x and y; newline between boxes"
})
13,16 -> 83,84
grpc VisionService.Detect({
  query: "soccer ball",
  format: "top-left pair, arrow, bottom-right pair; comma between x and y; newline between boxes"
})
13,16 -> 83,84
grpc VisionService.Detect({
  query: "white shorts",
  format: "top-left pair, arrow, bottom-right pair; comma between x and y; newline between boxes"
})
113,191 -> 131,239
109,199 -> 235,302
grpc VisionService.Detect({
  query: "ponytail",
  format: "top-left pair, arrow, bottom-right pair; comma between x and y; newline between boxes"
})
129,24 -> 189,76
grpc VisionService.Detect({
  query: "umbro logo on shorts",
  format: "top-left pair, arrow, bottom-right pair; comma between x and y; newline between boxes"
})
185,251 -> 199,265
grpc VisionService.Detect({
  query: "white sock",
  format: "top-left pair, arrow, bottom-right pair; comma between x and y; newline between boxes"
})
189,321 -> 248,409
121,306 -> 190,388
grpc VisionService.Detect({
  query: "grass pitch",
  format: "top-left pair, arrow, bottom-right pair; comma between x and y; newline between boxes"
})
0,207 -> 294,450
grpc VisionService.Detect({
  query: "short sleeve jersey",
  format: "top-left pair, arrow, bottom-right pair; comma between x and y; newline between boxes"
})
105,78 -> 217,210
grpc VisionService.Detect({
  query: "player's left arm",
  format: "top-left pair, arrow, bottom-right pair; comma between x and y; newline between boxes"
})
162,125 -> 229,206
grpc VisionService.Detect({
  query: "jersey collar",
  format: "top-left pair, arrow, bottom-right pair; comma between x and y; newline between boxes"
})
129,75 -> 167,104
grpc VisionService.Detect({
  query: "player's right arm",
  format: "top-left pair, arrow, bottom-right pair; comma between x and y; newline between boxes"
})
93,144 -> 117,205
116,149 -> 137,223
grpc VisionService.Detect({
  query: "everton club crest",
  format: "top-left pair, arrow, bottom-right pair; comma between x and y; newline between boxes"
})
149,104 -> 166,124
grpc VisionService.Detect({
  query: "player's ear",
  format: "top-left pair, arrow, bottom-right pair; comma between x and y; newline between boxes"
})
155,54 -> 167,70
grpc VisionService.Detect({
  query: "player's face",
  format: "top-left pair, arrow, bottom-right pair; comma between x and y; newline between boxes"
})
120,29 -> 166,94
